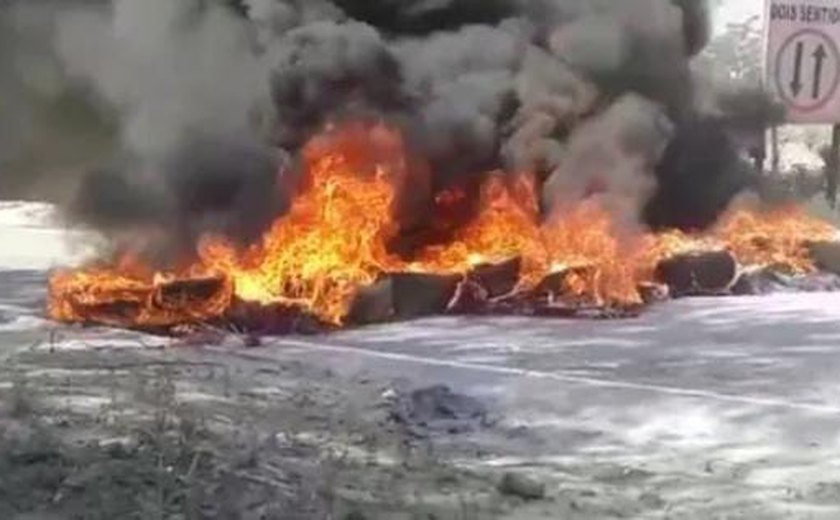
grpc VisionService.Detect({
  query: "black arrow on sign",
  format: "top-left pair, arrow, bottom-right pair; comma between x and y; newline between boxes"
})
813,44 -> 828,100
791,41 -> 805,97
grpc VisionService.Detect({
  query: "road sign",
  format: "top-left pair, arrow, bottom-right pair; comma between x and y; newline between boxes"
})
766,0 -> 840,123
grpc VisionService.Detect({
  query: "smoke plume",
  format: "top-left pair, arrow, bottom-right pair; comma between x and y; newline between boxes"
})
38,0 -> 763,259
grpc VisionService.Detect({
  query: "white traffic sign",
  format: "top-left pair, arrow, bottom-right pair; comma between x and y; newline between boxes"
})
766,0 -> 840,123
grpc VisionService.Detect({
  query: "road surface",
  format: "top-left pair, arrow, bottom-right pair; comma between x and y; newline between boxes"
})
3,201 -> 840,519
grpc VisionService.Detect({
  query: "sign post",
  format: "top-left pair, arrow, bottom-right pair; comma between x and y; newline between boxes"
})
765,0 -> 840,203
830,124 -> 840,206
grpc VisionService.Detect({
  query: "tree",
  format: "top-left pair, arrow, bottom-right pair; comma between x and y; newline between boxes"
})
698,15 -> 765,86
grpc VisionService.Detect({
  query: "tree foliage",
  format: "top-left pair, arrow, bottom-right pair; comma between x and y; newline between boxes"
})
698,15 -> 765,86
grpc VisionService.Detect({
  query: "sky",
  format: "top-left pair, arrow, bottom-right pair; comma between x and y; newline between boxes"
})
713,0 -> 763,34
713,0 -> 764,33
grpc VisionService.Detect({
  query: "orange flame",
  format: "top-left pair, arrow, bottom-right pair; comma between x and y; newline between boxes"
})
414,172 -> 544,273
48,123 -> 839,329
541,203 -> 647,305
48,253 -> 233,328
197,123 -> 408,324
712,206 -> 837,273
415,176 -> 658,306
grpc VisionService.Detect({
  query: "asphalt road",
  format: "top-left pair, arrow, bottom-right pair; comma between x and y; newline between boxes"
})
248,293 -> 840,517
4,203 -> 840,518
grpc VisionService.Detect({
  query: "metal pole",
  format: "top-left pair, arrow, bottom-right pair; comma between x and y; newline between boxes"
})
754,128 -> 768,176
827,124 -> 840,208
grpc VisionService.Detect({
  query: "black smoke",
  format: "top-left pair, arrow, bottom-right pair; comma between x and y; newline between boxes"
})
49,0 -> 763,260
70,133 -> 286,264
269,20 -> 410,151
331,0 -> 516,35
645,118 -> 755,231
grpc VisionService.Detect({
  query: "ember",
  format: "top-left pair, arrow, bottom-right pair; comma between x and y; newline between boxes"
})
48,124 -> 840,334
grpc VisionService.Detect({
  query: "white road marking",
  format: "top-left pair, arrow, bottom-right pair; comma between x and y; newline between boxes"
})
250,338 -> 840,416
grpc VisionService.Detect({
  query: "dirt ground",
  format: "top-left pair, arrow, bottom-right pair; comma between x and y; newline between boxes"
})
0,336 -> 513,520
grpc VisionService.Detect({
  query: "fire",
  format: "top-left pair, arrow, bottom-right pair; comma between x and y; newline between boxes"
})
197,123 -> 406,324
540,203 -> 647,305
414,172 -> 544,273
48,253 -> 233,328
712,206 -> 837,273
415,176 -> 657,306
50,123 -> 407,327
48,123 -> 840,331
